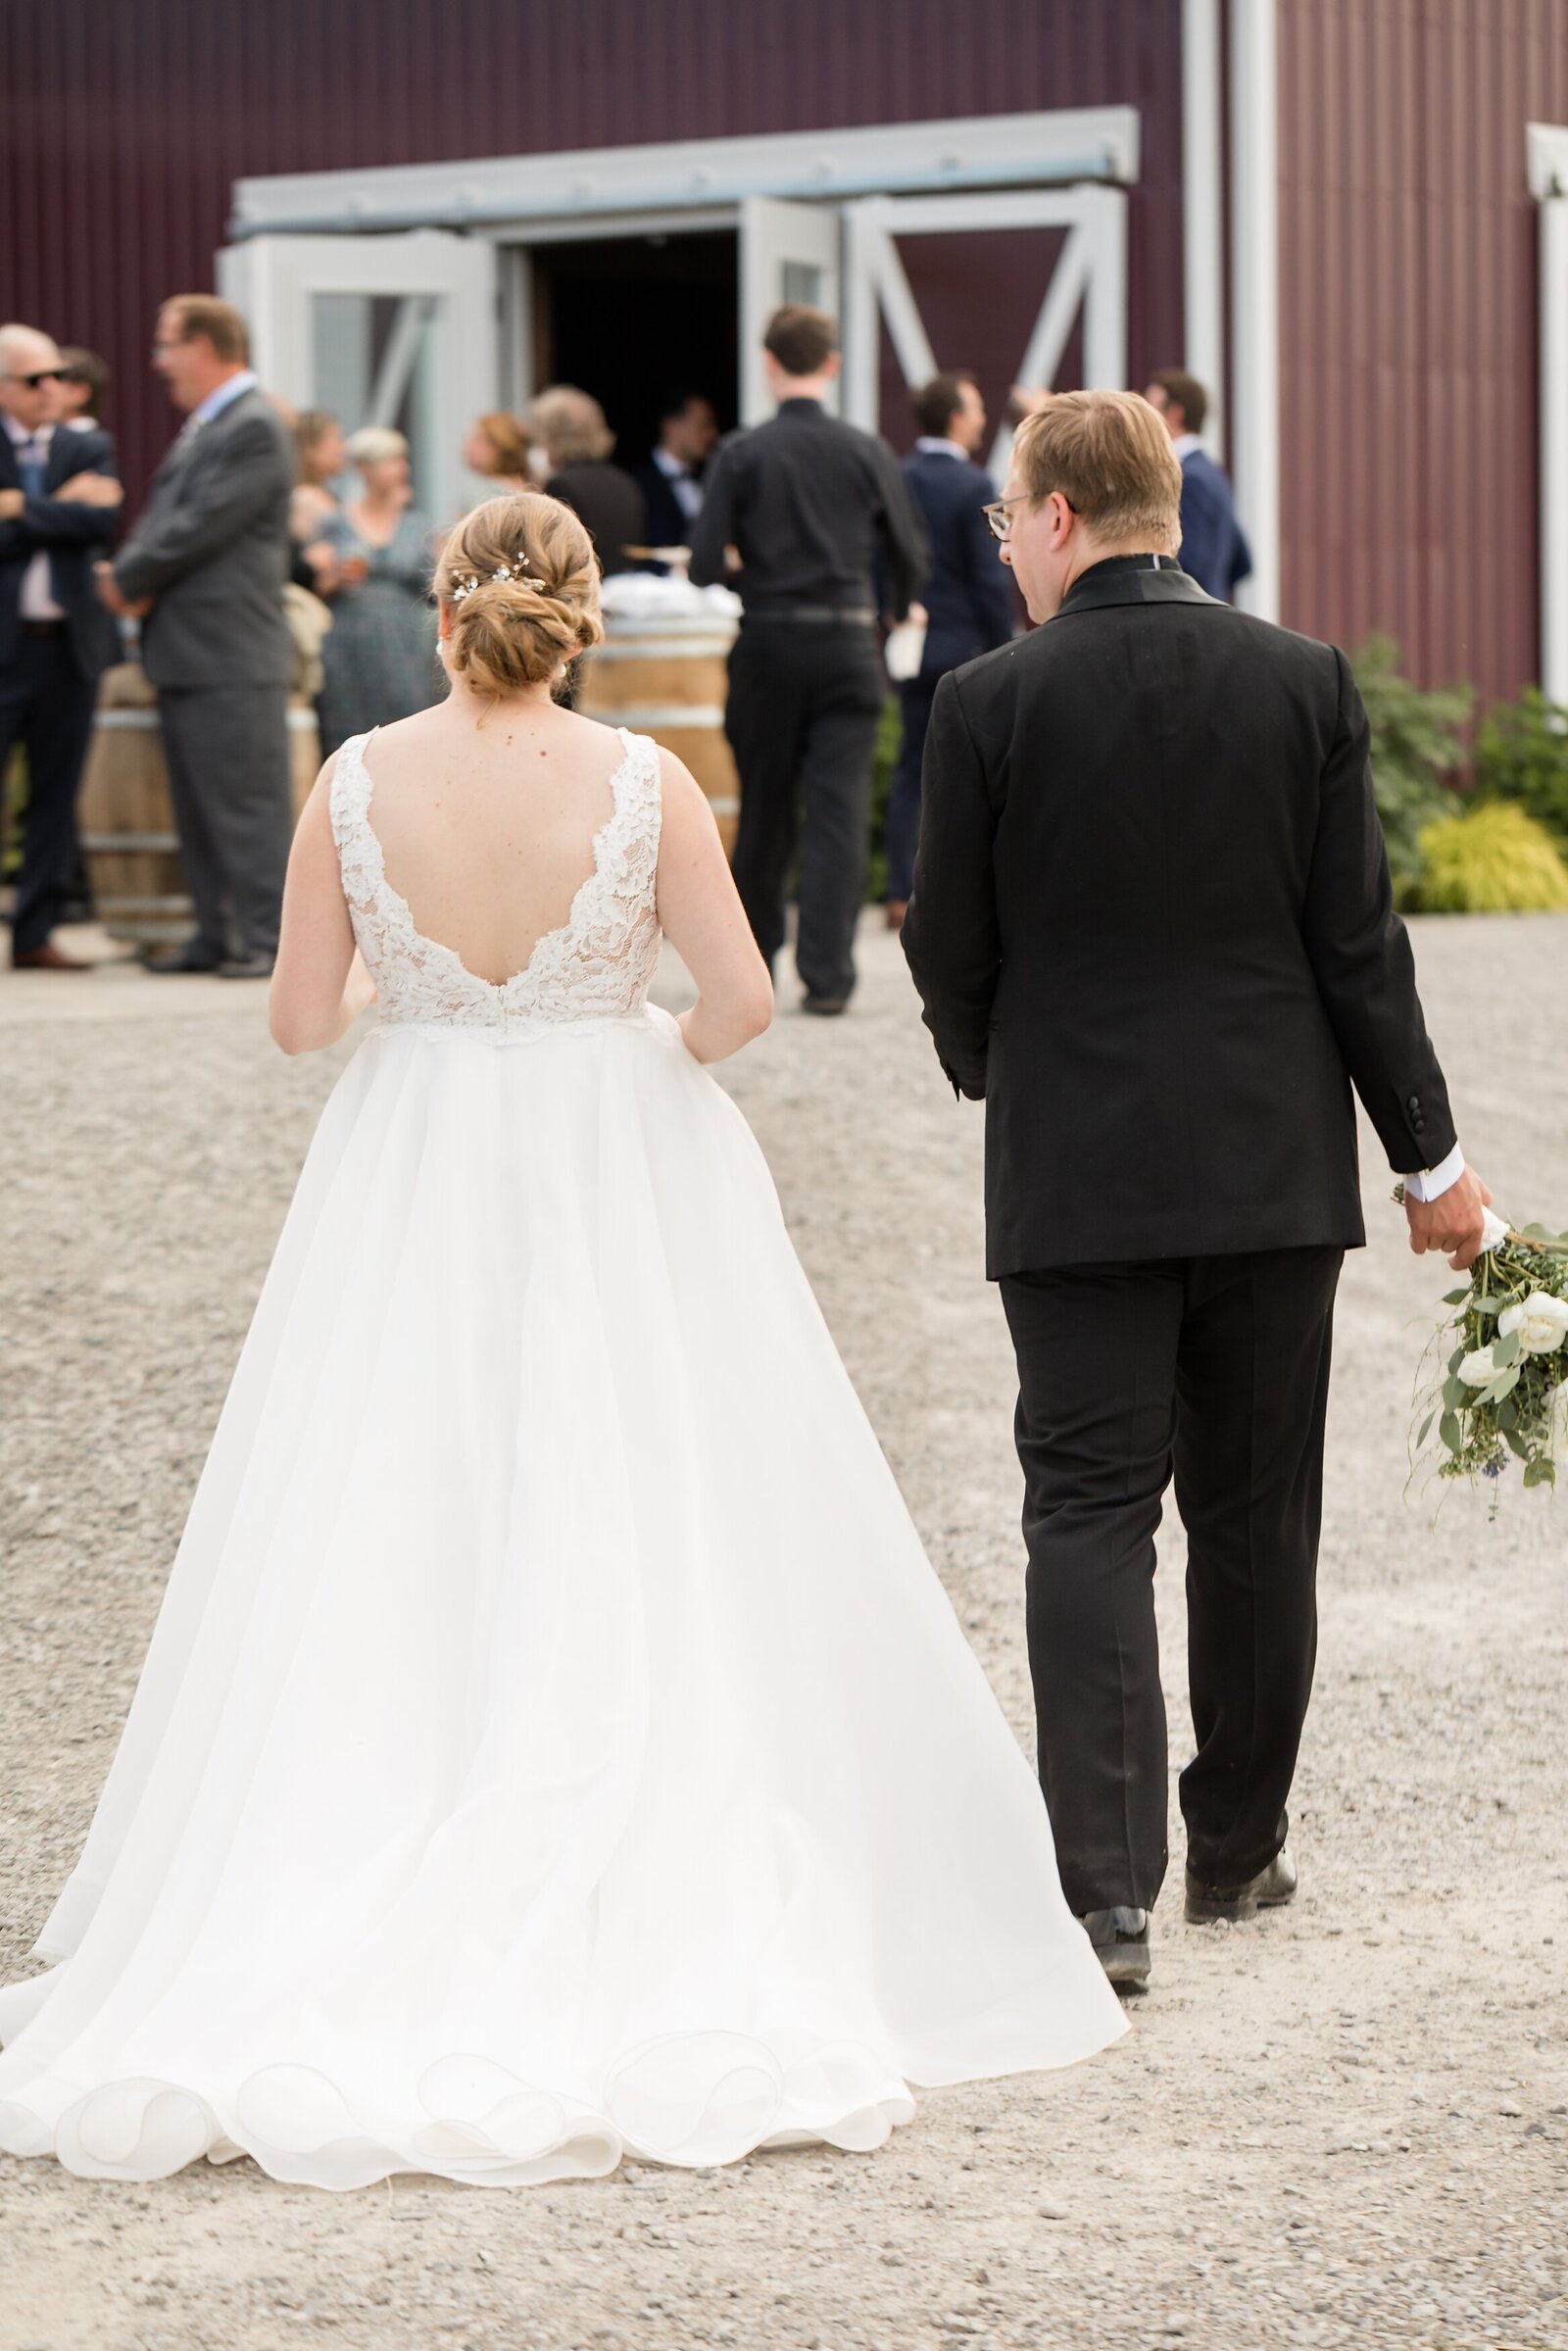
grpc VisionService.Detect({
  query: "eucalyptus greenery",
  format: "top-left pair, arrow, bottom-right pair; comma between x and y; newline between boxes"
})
1408,1205 -> 1568,1494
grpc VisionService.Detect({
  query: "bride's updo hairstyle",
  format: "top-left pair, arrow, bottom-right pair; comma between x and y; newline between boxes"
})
435,492 -> 605,695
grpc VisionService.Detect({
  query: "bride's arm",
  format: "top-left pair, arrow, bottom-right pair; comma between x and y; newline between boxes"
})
269,762 -> 376,1055
654,749 -> 773,1063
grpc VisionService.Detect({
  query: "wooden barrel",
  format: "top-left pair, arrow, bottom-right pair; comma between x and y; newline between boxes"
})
575,610 -> 740,855
77,665 -> 321,946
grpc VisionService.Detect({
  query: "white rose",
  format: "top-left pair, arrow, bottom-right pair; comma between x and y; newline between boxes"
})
1457,1347 -> 1499,1388
1497,1292 -> 1568,1355
1479,1207 -> 1510,1256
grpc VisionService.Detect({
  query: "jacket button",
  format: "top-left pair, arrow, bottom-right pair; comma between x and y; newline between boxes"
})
1407,1095 -> 1422,1114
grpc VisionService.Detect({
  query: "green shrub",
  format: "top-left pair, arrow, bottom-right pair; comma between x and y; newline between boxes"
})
1349,635 -> 1473,903
863,695 -> 902,904
1409,800 -> 1568,912
1473,687 -> 1568,850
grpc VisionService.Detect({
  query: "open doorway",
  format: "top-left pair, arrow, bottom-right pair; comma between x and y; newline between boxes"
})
528,229 -> 739,476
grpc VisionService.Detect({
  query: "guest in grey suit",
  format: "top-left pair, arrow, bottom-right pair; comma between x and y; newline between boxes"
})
101,296 -> 294,976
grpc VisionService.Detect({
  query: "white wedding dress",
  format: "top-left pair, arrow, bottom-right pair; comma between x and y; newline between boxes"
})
0,726 -> 1124,2189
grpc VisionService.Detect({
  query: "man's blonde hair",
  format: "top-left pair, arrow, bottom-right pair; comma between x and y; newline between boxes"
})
1014,390 -> 1183,547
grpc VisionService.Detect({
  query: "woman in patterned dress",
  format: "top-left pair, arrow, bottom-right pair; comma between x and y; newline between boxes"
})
316,426 -> 443,756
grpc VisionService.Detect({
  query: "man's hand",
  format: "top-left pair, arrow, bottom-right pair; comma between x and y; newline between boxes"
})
1007,384 -> 1054,423
95,562 -> 150,620
55,471 -> 123,508
0,487 -> 23,521
1404,1165 -> 1493,1271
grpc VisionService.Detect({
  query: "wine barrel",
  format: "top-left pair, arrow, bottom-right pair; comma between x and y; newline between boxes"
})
77,665 -> 321,945
575,610 -> 740,856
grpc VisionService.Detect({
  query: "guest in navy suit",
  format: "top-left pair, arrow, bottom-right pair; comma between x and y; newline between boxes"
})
887,372 -> 1014,926
1144,369 -> 1252,604
632,391 -> 719,560
0,323 -> 122,970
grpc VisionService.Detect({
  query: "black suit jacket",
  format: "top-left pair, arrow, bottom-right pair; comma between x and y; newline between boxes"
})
548,462 -> 648,577
0,423 -> 122,679
632,457 -> 696,552
901,555 -> 1456,1277
899,448 -> 1014,673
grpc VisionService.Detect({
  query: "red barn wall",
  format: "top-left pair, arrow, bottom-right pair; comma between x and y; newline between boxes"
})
1276,0 -> 1568,704
0,0 -> 1185,502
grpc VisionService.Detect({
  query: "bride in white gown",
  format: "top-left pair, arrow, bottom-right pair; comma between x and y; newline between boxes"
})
0,493 -> 1123,2190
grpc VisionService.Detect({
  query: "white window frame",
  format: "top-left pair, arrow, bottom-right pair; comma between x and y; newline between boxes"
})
843,186 -> 1128,483
1529,122 -> 1568,703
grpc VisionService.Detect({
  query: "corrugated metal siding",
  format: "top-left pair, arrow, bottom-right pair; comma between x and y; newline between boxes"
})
0,0 -> 1184,504
1277,0 -> 1568,704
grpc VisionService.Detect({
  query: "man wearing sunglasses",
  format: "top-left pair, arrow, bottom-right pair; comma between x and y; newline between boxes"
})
0,322 -> 122,971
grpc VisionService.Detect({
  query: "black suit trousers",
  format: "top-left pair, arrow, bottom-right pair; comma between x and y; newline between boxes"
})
0,631 -> 97,956
724,622 -> 886,1004
1000,1245 -> 1342,1915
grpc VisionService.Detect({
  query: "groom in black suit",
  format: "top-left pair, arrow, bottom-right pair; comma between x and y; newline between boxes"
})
903,391 -> 1489,1988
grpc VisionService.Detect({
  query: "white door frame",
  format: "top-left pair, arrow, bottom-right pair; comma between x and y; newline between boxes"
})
1529,122 -> 1568,703
844,186 -> 1127,483
227,111 -> 1139,240
739,198 -> 843,422
218,229 -> 499,520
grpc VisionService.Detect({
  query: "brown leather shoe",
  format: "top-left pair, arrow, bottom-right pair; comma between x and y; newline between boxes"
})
12,943 -> 92,971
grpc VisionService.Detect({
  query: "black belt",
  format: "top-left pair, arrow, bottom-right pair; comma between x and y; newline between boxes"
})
741,605 -> 877,627
22,618 -> 66,637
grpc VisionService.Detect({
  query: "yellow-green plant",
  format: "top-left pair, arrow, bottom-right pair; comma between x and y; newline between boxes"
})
1410,800 -> 1568,912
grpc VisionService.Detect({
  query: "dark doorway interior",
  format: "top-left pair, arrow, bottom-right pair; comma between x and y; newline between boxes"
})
532,230 -> 738,477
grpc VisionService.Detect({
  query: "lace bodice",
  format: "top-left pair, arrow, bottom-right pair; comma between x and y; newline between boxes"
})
329,727 -> 663,1036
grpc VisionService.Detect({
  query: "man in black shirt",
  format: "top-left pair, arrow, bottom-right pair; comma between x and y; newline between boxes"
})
690,307 -> 927,1012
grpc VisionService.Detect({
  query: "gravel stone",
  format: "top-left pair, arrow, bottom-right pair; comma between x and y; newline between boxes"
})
1,913 -> 1565,2351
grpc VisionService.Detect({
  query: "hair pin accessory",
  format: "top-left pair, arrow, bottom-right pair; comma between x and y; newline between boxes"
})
453,551 -> 540,603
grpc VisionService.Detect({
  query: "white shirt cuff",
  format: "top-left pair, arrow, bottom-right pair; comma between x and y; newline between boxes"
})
1403,1142 -> 1465,1203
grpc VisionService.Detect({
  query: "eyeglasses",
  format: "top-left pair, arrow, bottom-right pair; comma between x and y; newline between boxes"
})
982,491 -> 1076,542
4,368 -> 64,389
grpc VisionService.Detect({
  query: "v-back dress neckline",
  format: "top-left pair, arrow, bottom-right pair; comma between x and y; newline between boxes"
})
352,723 -> 641,999
328,724 -> 664,1036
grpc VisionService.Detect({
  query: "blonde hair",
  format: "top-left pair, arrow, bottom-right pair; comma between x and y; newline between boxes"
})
294,408 -> 341,483
471,409 -> 533,478
1013,390 -> 1183,547
346,425 -> 408,468
529,384 -> 614,467
435,492 -> 605,695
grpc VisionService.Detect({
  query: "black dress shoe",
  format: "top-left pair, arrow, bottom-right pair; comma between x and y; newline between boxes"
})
1185,1844 -> 1298,1925
141,940 -> 221,974
1080,1906 -> 1151,1990
218,952 -> 275,980
801,993 -> 848,1017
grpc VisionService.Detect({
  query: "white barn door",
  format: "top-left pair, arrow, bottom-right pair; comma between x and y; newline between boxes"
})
218,229 -> 499,522
739,197 -> 842,424
843,187 -> 1127,483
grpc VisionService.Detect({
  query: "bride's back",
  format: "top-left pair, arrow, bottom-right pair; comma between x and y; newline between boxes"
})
359,701 -> 631,986
355,488 -> 625,986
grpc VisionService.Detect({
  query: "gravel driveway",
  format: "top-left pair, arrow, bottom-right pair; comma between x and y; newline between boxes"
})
1,912 -> 1565,2351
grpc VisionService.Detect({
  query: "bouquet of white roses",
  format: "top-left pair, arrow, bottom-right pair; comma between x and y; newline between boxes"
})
1407,1200 -> 1568,1492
